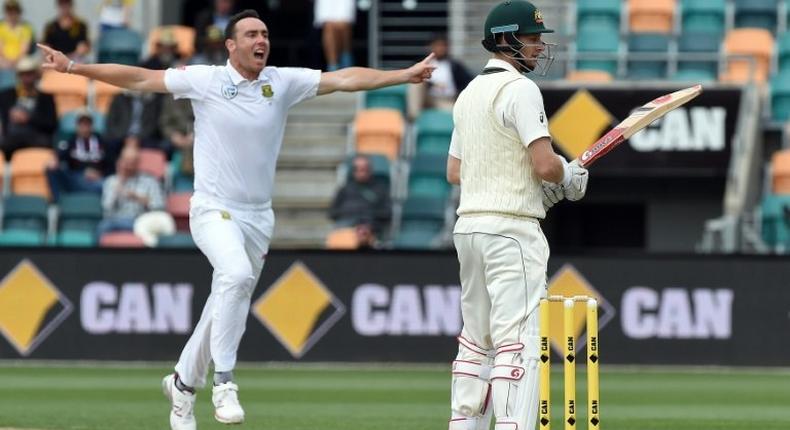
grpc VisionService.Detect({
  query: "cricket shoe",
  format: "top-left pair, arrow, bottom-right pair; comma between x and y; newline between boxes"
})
213,381 -> 245,424
162,374 -> 197,430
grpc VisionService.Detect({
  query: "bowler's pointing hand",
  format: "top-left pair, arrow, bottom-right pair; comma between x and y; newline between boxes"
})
37,43 -> 70,73
406,52 -> 437,83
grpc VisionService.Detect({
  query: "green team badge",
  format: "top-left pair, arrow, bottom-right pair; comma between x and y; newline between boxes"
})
262,84 -> 274,98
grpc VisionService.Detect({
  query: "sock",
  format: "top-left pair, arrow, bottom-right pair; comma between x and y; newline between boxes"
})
174,373 -> 195,394
214,371 -> 233,386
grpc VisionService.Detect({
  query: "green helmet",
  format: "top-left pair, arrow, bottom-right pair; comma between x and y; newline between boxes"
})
482,0 -> 554,52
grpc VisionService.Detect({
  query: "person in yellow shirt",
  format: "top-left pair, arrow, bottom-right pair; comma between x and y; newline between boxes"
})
0,0 -> 33,69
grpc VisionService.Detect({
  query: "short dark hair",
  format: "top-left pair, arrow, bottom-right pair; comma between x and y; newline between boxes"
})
224,9 -> 261,41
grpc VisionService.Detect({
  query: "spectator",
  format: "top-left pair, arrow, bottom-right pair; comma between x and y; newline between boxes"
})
47,109 -> 110,201
408,34 -> 472,120
98,145 -> 165,236
329,154 -> 391,234
188,25 -> 227,65
0,0 -> 33,70
314,0 -> 356,71
42,0 -> 90,62
194,0 -> 235,54
0,56 -> 57,159
98,0 -> 134,32
104,90 -> 163,154
140,28 -> 183,70
354,222 -> 380,250
159,96 -> 194,174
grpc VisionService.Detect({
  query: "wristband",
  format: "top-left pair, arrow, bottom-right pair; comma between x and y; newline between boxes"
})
66,60 -> 75,74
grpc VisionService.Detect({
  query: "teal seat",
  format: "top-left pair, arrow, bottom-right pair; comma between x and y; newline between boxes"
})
0,229 -> 44,246
400,196 -> 446,233
777,33 -> 790,72
415,109 -> 453,155
408,153 -> 450,199
58,192 -> 102,231
576,24 -> 619,75
169,151 -> 195,192
627,33 -> 671,79
56,110 -> 106,142
672,68 -> 718,82
0,69 -> 15,91
577,0 -> 621,30
157,233 -> 196,248
771,72 -> 790,121
682,0 -> 726,34
392,225 -> 441,249
761,194 -> 790,246
345,153 -> 391,186
57,230 -> 96,247
3,195 -> 48,233
676,32 -> 720,81
97,29 -> 143,65
734,0 -> 778,32
365,85 -> 408,117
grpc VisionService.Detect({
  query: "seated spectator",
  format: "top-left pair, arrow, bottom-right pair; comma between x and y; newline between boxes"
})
104,90 -> 163,155
354,221 -> 380,250
408,34 -> 472,120
141,28 -> 183,70
98,145 -> 165,236
159,96 -> 194,175
0,56 -> 57,159
42,0 -> 90,62
0,0 -> 34,70
194,0 -> 235,55
188,25 -> 227,65
98,0 -> 133,32
329,154 -> 391,234
47,109 -> 110,201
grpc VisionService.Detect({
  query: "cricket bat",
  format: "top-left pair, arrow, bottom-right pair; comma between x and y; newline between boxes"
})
577,84 -> 703,168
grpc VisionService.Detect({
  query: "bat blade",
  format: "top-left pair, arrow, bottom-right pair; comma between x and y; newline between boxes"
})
576,84 -> 703,167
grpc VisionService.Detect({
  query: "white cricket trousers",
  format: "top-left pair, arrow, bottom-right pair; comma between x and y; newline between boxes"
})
175,192 -> 274,387
450,215 -> 549,430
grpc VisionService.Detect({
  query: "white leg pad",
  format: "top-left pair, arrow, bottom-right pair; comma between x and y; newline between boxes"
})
491,338 -> 541,430
450,338 -> 494,430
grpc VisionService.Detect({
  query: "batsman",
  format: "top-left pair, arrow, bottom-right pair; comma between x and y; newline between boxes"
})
446,1 -> 589,429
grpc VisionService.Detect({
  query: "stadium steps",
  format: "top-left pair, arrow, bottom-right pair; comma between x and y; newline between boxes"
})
272,91 -> 357,248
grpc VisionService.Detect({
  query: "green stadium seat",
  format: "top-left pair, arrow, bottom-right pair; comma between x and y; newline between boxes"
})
392,225 -> 441,249
682,0 -> 726,35
345,153 -> 391,187
0,69 -> 15,91
771,71 -> 790,121
56,110 -> 106,142
734,0 -> 778,33
761,193 -> 790,247
0,229 -> 44,246
408,153 -> 450,200
169,151 -> 195,192
627,33 -> 671,79
364,85 -> 408,117
576,23 -> 620,75
777,33 -> 790,72
157,233 -> 196,248
56,230 -> 96,247
58,192 -> 102,233
676,32 -> 720,82
415,109 -> 453,155
97,29 -> 143,65
3,195 -> 48,233
577,0 -> 621,30
400,196 -> 446,233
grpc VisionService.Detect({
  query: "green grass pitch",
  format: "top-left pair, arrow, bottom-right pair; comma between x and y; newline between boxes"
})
0,363 -> 788,429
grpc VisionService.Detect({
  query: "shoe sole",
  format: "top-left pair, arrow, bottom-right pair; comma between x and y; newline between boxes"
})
214,413 -> 244,425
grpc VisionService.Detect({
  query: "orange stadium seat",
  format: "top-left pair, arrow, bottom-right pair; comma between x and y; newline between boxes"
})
93,80 -> 122,114
325,227 -> 360,250
99,231 -> 146,247
138,148 -> 168,180
10,148 -> 56,200
628,0 -> 676,33
39,71 -> 89,117
147,25 -> 196,59
566,70 -> 614,82
721,29 -> 774,83
771,150 -> 790,193
354,109 -> 404,161
167,192 -> 191,231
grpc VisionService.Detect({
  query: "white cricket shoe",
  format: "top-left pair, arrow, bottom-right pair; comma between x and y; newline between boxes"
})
212,381 -> 245,424
162,374 -> 197,430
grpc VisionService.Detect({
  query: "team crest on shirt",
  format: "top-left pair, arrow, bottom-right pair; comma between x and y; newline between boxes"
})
222,84 -> 238,99
261,84 -> 274,98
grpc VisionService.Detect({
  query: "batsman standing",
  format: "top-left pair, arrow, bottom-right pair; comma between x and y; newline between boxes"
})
446,1 -> 589,429
39,9 -> 435,430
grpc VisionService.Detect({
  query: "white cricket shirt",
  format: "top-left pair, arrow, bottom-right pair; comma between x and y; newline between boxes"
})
164,61 -> 321,204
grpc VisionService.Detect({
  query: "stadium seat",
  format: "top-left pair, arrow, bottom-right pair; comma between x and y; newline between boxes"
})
58,192 -> 102,233
415,109 -> 454,155
3,195 -> 48,233
627,33 -> 671,79
97,28 -> 143,65
675,32 -> 721,82
138,148 -> 168,181
392,225 -> 440,249
147,25 -> 196,59
56,109 -> 106,142
39,71 -> 89,117
0,229 -> 44,246
344,153 -> 391,187
771,72 -> 790,121
576,0 -> 621,31
167,192 -> 191,231
365,85 -> 408,117
681,0 -> 726,35
721,29 -> 774,83
0,69 -> 15,91
760,193 -> 790,247
93,81 -> 122,115
10,148 -> 57,200
628,0 -> 676,33
157,232 -> 196,248
325,227 -> 360,250
169,151 -> 194,192
771,149 -> 790,192
354,109 -> 404,161
99,231 -> 146,247
56,230 -> 96,247
777,33 -> 790,72
395,196 -> 446,249
575,22 -> 620,75
734,0 -> 778,33
566,70 -> 614,82
408,153 -> 451,200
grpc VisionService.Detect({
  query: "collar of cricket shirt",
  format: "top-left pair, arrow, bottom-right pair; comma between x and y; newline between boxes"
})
225,60 -> 266,85
485,58 -> 520,75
